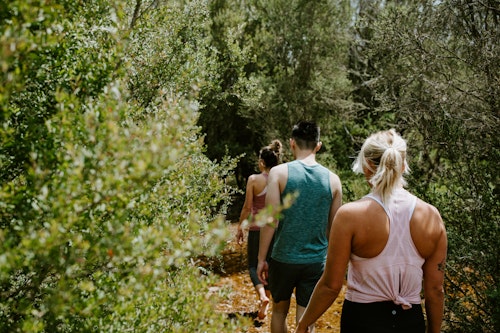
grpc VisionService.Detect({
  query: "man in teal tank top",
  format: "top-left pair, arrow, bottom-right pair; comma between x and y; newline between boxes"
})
257,121 -> 343,333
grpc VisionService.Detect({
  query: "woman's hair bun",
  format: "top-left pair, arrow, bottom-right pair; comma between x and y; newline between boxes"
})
269,139 -> 282,153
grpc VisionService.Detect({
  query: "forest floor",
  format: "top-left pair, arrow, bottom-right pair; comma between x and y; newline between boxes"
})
212,223 -> 345,333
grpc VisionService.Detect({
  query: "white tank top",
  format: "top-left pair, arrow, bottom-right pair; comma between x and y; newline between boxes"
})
345,188 -> 424,309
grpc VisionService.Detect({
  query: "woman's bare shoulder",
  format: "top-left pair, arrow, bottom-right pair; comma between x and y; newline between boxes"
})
247,173 -> 259,182
413,199 -> 443,226
336,198 -> 375,218
412,200 -> 445,238
411,199 -> 446,258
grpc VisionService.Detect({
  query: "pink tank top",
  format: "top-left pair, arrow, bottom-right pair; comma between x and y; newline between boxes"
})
345,188 -> 424,309
249,174 -> 268,231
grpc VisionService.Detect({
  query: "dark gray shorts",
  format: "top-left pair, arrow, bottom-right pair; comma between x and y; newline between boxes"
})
268,259 -> 324,307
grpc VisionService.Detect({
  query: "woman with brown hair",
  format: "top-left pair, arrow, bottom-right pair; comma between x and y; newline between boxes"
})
236,140 -> 282,319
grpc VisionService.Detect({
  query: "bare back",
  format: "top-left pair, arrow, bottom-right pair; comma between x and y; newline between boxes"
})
349,197 -> 444,260
247,173 -> 268,198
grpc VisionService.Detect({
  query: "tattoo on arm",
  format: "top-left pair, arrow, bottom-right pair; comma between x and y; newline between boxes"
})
437,259 -> 446,272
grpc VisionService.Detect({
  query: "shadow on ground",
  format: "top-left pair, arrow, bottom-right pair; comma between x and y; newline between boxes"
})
227,311 -> 265,328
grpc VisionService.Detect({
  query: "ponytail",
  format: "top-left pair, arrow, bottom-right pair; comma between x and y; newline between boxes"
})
352,129 -> 409,203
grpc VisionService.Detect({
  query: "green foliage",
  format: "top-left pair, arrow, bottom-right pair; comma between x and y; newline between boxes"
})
2,0 -> 498,331
0,0 -> 241,331
127,0 -> 217,107
236,0 -> 355,139
363,1 -> 499,331
198,0 -> 359,189
0,0 -> 123,182
198,0 -> 262,188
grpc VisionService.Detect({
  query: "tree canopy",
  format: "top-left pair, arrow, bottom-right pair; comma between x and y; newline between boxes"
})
1,0 -> 498,332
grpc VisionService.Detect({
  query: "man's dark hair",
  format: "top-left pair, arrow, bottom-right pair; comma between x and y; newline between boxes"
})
291,121 -> 320,150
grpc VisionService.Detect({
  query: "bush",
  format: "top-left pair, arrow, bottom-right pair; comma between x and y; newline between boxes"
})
0,0 -> 241,331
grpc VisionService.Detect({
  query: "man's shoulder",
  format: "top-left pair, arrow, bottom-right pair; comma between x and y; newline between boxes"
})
315,162 -> 334,171
316,163 -> 341,181
328,171 -> 342,192
271,162 -> 289,172
269,163 -> 288,181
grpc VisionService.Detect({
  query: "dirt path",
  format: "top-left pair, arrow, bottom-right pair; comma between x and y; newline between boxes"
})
213,223 -> 345,332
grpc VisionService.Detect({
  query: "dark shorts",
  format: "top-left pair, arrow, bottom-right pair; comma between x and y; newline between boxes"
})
268,259 -> 324,307
340,299 -> 425,333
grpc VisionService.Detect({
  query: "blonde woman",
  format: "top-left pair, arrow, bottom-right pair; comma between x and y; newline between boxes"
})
296,129 -> 447,333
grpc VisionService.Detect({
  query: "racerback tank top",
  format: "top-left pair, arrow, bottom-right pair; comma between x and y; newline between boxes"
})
271,160 -> 332,264
249,173 -> 268,231
345,188 -> 424,309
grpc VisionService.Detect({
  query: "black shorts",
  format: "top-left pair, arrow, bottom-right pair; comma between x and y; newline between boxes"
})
340,299 -> 425,333
268,259 -> 324,307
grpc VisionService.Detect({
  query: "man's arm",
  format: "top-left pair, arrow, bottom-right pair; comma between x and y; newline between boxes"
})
257,224 -> 274,285
326,172 -> 342,237
257,166 -> 282,284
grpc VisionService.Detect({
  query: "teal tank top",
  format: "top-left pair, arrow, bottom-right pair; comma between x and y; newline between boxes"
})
271,160 -> 332,264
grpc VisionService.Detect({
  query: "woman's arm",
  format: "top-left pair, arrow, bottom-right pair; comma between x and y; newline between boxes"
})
423,213 -> 447,333
296,207 -> 353,332
236,175 -> 255,243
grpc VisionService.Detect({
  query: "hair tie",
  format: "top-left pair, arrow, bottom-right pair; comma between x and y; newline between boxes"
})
384,147 -> 399,168
387,146 -> 398,154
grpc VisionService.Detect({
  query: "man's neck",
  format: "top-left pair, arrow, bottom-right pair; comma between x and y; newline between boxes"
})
294,150 -> 317,165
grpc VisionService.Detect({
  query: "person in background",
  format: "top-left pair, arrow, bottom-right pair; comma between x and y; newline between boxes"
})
257,121 -> 343,333
236,139 -> 283,320
296,129 -> 447,333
